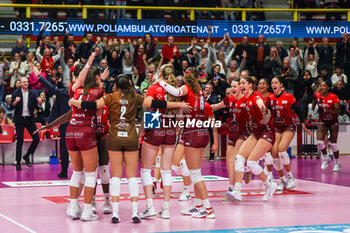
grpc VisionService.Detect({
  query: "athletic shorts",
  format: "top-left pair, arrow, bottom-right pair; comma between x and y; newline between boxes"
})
181,129 -> 209,148
66,125 -> 97,151
108,128 -> 139,152
228,132 -> 249,147
251,127 -> 275,145
275,124 -> 296,134
144,128 -> 176,146
320,120 -> 338,129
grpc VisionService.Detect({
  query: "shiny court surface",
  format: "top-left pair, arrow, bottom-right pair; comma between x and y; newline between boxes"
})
0,157 -> 349,233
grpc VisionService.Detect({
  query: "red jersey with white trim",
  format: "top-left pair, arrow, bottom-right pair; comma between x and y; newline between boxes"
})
223,94 -> 248,135
69,85 -> 103,126
313,92 -> 339,123
94,105 -> 110,135
147,84 -> 176,127
268,91 -> 296,126
245,91 -> 274,130
185,85 -> 214,130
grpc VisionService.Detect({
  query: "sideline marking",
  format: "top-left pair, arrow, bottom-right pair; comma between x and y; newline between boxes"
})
2,176 -> 228,188
0,213 -> 36,233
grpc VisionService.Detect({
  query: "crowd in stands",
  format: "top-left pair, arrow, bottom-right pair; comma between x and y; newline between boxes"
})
1,25 -> 350,128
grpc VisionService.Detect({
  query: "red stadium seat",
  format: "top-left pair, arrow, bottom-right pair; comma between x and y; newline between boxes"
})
0,125 -> 16,166
24,123 -> 45,142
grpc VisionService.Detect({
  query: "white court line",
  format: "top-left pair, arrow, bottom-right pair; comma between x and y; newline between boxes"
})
0,213 -> 36,233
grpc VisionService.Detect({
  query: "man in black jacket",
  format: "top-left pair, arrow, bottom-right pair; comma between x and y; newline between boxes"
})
336,33 -> 350,78
10,77 -> 41,171
318,37 -> 334,73
37,74 -> 71,178
79,33 -> 95,61
233,36 -> 255,75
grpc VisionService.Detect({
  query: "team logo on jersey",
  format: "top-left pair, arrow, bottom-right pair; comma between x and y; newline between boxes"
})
143,111 -> 161,129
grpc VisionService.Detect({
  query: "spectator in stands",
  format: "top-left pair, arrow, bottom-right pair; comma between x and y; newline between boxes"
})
104,0 -> 114,19
320,65 -> 332,81
65,0 -> 80,18
290,39 -> 304,60
144,34 -> 158,64
211,76 -> 229,100
280,58 -> 298,95
318,37 -> 334,73
336,33 -> 350,78
131,66 -> 140,89
253,35 -> 270,80
36,43 -> 62,76
121,50 -> 133,78
239,0 -> 253,20
209,64 -> 226,81
49,67 -> 64,88
0,52 -> 9,103
233,35 -> 255,75
0,108 -> 11,128
331,80 -> 347,101
2,95 -> 14,120
60,56 -> 74,84
263,47 -> 282,82
131,38 -> 157,86
305,43 -> 319,79
197,47 -> 213,74
175,59 -> 189,77
90,42 -> 107,67
312,76 -> 324,93
325,0 -> 341,21
197,66 -> 209,88
140,71 -> 154,93
79,33 -> 95,61
288,46 -> 302,76
36,26 -> 54,56
23,52 -> 36,78
216,33 -> 235,58
225,51 -> 246,81
276,41 -> 288,61
29,62 -> 47,96
63,31 -> 78,62
11,38 -> 28,61
161,36 -> 179,63
9,53 -> 26,88
331,67 -> 348,86
36,92 -> 50,124
304,38 -> 317,55
10,77 -> 41,171
181,50 -> 197,68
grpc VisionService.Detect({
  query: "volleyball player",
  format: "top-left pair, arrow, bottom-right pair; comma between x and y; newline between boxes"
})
309,80 -> 341,171
69,75 -> 190,223
269,77 -> 312,191
66,54 -> 104,221
211,79 -> 250,200
228,76 -> 277,201
139,65 -> 180,219
156,71 -> 218,219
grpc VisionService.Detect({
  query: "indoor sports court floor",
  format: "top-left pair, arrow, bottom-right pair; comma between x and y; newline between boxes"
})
0,157 -> 350,233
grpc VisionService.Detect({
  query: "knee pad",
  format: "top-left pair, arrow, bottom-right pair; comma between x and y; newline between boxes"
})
99,165 -> 110,185
317,140 -> 326,151
110,177 -> 121,197
273,158 -> 283,171
171,165 -> 181,176
80,171 -> 85,185
85,171 -> 97,188
278,151 -> 290,165
128,177 -> 139,198
70,170 -> 83,188
247,160 -> 263,175
141,168 -> 152,186
189,169 -> 203,184
329,143 -> 338,152
155,155 -> 161,168
235,154 -> 246,172
264,152 -> 273,166
180,159 -> 190,177
160,169 -> 172,186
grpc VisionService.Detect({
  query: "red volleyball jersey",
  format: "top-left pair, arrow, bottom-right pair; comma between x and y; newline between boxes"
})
69,86 -> 103,126
245,91 -> 274,130
223,94 -> 249,134
313,92 -> 339,122
268,91 -> 296,126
